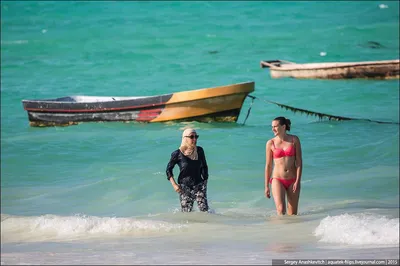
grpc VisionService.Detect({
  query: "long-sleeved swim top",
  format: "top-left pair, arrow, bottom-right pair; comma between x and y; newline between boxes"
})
166,146 -> 208,187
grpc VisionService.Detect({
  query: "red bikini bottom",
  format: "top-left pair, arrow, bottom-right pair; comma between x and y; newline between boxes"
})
270,177 -> 296,190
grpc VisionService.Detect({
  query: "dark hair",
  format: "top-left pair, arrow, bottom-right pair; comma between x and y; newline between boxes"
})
273,116 -> 291,131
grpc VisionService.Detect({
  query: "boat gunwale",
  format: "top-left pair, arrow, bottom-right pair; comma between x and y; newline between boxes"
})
24,92 -> 252,113
22,94 -> 169,105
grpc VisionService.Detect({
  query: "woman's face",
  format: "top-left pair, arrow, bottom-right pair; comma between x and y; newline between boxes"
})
185,132 -> 199,145
271,120 -> 284,136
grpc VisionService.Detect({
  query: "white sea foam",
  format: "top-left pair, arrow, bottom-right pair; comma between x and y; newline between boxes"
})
314,213 -> 399,246
379,4 -> 388,9
1,214 -> 188,243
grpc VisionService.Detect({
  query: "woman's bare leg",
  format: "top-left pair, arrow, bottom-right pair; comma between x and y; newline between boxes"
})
271,179 -> 286,215
287,183 -> 300,215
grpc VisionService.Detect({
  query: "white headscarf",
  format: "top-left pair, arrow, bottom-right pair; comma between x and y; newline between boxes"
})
179,128 -> 198,160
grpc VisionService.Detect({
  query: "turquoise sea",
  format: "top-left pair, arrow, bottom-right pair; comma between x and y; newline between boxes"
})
1,1 -> 399,265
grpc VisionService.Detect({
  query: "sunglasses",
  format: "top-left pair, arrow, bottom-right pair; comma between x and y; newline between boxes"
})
185,135 -> 199,140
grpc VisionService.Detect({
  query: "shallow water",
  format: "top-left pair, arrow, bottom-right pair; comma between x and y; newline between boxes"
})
1,1 -> 399,264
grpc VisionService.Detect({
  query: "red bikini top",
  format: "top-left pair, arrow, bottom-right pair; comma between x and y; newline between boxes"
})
272,137 -> 296,159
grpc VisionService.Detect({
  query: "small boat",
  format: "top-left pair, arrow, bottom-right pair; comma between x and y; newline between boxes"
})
260,59 -> 400,80
22,81 -> 255,127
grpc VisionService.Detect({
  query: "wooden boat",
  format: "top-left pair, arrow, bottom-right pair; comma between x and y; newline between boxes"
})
260,59 -> 400,79
22,81 -> 255,127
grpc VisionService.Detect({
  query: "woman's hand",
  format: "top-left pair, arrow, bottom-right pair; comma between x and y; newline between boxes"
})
173,183 -> 181,193
169,177 -> 181,193
292,181 -> 299,193
265,186 -> 271,198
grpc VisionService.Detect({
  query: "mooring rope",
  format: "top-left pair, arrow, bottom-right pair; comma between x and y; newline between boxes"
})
242,95 -> 399,125
241,94 -> 255,125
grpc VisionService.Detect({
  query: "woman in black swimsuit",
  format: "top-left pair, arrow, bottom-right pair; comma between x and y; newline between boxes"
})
166,128 -> 209,212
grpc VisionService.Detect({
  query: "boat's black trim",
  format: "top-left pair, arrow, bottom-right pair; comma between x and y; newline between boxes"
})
23,94 -> 173,112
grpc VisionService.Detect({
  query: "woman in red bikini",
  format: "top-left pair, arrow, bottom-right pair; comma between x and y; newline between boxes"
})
265,116 -> 303,215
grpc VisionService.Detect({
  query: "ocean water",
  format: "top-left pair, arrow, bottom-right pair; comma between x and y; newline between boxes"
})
1,1 -> 399,265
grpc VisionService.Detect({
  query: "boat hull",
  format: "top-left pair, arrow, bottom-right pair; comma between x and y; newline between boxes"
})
22,82 -> 255,127
262,59 -> 400,80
